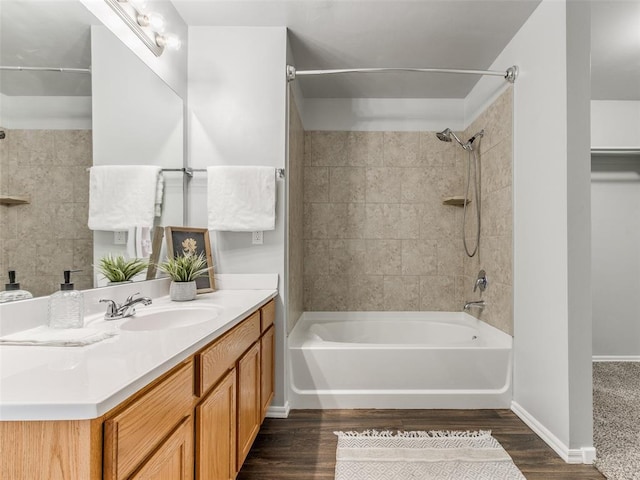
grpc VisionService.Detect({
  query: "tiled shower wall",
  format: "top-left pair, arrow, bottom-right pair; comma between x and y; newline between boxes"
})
0,129 -> 93,297
287,94 -> 305,333
460,88 -> 514,334
300,88 -> 513,335
302,130 -> 465,311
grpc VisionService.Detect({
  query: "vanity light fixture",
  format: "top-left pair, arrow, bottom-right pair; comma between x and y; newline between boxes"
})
104,0 -> 181,57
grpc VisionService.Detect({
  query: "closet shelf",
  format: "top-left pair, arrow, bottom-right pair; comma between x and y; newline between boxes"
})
442,196 -> 470,206
0,195 -> 30,205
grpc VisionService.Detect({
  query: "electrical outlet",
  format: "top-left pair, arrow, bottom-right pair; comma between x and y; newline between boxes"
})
114,231 -> 127,245
252,231 -> 264,245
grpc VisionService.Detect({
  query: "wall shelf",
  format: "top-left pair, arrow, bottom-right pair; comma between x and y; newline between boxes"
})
442,196 -> 470,206
0,195 -> 30,206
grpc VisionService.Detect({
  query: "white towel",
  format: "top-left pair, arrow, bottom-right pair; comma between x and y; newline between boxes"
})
207,166 -> 276,231
0,326 -> 117,347
88,166 -> 163,231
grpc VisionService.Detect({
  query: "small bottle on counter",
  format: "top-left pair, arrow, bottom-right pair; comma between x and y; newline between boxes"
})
48,270 -> 84,329
0,270 -> 33,303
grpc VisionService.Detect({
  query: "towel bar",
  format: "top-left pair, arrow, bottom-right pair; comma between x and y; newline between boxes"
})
87,167 -> 285,179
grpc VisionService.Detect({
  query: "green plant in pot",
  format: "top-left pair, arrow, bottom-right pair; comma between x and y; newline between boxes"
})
97,255 -> 148,284
158,252 -> 210,301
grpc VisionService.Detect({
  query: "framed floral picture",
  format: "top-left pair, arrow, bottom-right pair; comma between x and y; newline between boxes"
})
165,226 -> 215,292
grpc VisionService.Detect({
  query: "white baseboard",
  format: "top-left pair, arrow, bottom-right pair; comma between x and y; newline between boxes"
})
266,402 -> 290,419
511,401 -> 595,464
593,355 -> 640,362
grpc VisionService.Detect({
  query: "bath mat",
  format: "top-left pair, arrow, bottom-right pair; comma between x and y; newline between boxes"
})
334,430 -> 525,480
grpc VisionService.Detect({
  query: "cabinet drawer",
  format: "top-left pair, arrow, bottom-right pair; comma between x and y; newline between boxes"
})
104,361 -> 194,480
197,311 -> 260,397
260,300 -> 275,333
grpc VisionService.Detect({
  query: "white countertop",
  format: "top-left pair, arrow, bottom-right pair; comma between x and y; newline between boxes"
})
0,287 -> 277,421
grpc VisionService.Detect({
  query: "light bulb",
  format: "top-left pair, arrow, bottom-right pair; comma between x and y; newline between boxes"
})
156,33 -> 182,51
137,12 -> 165,33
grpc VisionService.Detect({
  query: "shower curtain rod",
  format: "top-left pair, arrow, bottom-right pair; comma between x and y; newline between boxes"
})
0,66 -> 91,74
286,65 -> 518,83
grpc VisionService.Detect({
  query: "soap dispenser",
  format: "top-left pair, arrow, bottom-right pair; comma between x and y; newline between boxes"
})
48,270 -> 84,329
0,270 -> 33,303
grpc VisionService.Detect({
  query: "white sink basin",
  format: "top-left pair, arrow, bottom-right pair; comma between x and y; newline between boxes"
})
120,306 -> 221,331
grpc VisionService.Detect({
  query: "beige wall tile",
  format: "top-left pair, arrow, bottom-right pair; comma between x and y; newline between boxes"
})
304,239 -> 330,276
54,130 -> 92,166
303,203 -> 312,239
383,132 -> 420,167
304,167 -> 329,203
419,131 -> 447,168
329,167 -> 365,203
482,144 -> 512,194
347,132 -> 383,167
307,203 -> 337,239
344,203 -> 366,239
481,235 -> 513,286
420,206 -> 457,240
3,238 -> 37,278
383,276 -> 420,310
311,131 -> 348,166
420,275 -> 457,311
402,239 -> 437,276
304,274 -> 349,311
329,239 -> 367,275
401,168 -> 440,204
304,131 -> 312,166
364,204 -> 400,239
10,130 -> 55,167
365,167 -> 402,203
365,239 -> 402,275
482,186 -> 512,237
348,275 -> 385,310
398,204 -> 421,240
437,240 -> 463,276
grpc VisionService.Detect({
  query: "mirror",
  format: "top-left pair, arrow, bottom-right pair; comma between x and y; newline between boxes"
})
0,0 -> 184,299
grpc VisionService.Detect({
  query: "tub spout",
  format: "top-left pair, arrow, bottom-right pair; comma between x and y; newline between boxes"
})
464,300 -> 486,310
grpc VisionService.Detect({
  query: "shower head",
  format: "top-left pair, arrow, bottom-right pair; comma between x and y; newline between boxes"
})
436,128 -> 452,142
436,128 -> 467,149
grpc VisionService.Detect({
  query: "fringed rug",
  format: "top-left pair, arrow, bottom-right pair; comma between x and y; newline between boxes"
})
334,430 -> 526,480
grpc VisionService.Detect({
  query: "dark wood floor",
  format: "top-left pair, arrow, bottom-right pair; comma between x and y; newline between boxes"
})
238,409 -> 605,480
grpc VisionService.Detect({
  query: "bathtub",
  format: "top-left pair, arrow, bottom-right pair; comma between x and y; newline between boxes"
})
288,311 -> 512,409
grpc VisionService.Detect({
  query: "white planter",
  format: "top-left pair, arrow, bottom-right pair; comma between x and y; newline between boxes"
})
170,281 -> 197,301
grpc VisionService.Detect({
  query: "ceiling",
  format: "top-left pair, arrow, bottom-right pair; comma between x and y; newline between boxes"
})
1,1 -> 639,100
173,0 -> 541,98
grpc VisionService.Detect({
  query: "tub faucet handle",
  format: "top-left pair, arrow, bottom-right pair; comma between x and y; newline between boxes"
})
474,270 -> 488,292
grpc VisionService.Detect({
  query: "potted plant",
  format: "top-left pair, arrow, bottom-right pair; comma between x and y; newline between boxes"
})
97,255 -> 148,284
158,252 -> 210,301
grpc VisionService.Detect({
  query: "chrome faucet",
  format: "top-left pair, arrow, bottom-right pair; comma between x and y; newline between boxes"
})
464,300 -> 486,310
100,293 -> 152,320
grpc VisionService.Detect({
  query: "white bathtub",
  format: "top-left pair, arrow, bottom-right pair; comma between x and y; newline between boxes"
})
288,311 -> 512,409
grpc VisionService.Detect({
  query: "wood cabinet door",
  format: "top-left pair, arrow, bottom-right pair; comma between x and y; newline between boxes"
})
236,341 -> 261,471
195,369 -> 237,480
103,361 -> 194,480
130,416 -> 193,480
260,325 -> 275,422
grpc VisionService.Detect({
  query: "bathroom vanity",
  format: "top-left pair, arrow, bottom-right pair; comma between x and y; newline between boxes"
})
0,282 -> 277,480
